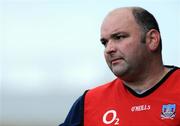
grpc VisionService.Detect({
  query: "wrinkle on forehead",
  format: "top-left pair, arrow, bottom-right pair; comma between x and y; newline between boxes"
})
100,7 -> 136,38
101,7 -> 133,28
107,7 -> 132,17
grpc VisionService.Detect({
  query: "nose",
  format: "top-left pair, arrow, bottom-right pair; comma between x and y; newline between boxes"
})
105,40 -> 116,54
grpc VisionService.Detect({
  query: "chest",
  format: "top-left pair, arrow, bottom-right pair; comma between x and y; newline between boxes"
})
84,89 -> 180,126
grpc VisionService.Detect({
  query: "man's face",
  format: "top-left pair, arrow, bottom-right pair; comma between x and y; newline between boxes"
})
100,9 -> 148,80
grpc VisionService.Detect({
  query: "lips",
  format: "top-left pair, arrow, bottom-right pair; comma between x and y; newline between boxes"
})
111,58 -> 123,64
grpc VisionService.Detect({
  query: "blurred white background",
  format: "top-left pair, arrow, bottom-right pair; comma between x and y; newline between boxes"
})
1,0 -> 180,126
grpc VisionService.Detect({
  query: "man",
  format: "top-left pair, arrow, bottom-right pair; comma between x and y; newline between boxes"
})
60,7 -> 180,126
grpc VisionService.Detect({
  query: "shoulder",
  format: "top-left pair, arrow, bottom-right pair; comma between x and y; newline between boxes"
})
85,78 -> 122,101
163,66 -> 180,90
166,65 -> 180,80
88,78 -> 120,92
173,66 -> 180,75
59,91 -> 87,126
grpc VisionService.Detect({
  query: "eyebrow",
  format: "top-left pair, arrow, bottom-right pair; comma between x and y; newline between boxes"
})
111,31 -> 127,37
110,32 -> 119,39
100,31 -> 128,42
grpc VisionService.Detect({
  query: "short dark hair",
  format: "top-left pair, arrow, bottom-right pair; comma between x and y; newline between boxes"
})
132,7 -> 162,52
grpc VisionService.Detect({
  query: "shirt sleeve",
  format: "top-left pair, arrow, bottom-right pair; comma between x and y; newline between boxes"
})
59,91 -> 88,126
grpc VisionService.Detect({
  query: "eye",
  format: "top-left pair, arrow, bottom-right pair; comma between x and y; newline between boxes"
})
100,38 -> 108,47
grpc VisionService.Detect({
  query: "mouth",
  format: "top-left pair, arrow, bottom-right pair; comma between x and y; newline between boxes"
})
111,58 -> 123,64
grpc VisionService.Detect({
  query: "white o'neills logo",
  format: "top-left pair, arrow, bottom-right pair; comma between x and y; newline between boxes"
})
131,105 -> 151,112
102,110 -> 119,125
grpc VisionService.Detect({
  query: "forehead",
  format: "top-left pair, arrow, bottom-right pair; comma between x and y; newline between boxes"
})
101,8 -> 140,37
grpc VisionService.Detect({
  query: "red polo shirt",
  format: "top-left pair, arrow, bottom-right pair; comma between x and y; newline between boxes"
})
84,67 -> 180,126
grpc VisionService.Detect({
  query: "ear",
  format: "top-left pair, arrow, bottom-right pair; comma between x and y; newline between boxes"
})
146,29 -> 160,52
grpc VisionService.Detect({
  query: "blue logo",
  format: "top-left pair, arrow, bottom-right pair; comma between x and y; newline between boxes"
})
161,104 -> 176,119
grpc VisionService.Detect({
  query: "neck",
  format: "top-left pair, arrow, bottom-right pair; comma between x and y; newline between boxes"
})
123,65 -> 170,94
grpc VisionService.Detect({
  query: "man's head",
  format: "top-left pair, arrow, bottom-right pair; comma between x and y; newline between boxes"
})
100,7 -> 162,81
132,7 -> 162,51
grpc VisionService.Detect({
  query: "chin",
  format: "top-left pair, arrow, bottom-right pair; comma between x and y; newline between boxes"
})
112,68 -> 127,77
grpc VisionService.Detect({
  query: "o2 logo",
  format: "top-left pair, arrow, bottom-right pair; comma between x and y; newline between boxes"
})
102,110 -> 119,125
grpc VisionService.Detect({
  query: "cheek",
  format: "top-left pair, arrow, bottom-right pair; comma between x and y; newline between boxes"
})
119,42 -> 135,55
120,42 -> 142,60
104,53 -> 108,61
104,53 -> 111,65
